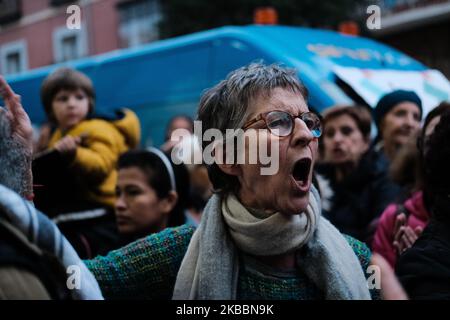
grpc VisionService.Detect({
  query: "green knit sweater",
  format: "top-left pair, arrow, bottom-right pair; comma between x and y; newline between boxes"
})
85,224 -> 378,300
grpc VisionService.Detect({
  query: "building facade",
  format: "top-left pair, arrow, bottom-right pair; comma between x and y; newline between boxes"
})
370,0 -> 450,78
0,0 -> 161,75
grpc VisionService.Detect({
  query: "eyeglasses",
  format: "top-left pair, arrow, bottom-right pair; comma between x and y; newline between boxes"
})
242,110 -> 322,138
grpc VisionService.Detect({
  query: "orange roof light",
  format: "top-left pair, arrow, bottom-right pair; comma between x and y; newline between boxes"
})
338,21 -> 359,36
254,7 -> 278,25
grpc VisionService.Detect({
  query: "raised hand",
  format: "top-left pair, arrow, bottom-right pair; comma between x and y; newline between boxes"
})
392,213 -> 407,254
0,75 -> 33,155
0,75 -> 33,198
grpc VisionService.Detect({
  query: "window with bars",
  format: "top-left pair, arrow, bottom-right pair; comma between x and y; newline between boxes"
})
0,40 -> 28,75
52,26 -> 87,63
0,0 -> 22,24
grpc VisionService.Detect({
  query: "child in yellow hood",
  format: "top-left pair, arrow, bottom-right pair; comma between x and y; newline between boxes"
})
42,67 -> 140,213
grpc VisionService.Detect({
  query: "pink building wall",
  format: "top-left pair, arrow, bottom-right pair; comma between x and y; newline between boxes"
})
0,0 -> 121,71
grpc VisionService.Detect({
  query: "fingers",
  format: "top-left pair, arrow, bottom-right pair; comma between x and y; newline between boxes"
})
402,227 -> 418,248
393,213 -> 406,235
0,76 -> 28,123
0,76 -> 21,111
0,75 -> 15,101
394,225 -> 407,254
54,135 -> 80,155
0,76 -> 23,113
414,226 -> 423,236
393,222 -> 405,244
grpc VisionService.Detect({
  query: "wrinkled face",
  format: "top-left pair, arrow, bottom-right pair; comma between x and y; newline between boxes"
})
115,167 -> 169,236
235,88 -> 318,215
323,114 -> 369,166
380,102 -> 421,148
52,89 -> 90,131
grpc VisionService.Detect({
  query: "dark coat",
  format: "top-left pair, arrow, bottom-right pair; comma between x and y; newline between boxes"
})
315,149 -> 402,243
0,217 -> 71,300
396,220 -> 450,299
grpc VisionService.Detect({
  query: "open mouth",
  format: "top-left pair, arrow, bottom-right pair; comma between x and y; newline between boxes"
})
292,158 -> 312,186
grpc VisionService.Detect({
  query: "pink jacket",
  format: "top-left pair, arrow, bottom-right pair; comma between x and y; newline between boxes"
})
372,191 -> 430,268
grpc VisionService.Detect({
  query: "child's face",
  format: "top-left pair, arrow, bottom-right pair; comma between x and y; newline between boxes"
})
52,89 -> 89,131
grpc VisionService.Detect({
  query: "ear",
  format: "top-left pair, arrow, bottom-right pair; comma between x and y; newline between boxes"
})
160,191 -> 178,215
212,139 -> 243,177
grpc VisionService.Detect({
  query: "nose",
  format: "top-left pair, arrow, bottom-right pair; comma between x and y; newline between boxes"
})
290,117 -> 314,148
66,95 -> 77,108
331,130 -> 344,144
406,112 -> 418,128
115,194 -> 127,212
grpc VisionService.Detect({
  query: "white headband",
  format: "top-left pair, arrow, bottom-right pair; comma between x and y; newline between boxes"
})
147,147 -> 176,191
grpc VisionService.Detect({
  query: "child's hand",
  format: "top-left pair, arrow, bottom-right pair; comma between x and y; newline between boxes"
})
54,135 -> 81,158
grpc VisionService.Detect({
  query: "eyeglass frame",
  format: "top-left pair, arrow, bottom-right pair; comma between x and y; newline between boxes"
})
242,110 -> 323,137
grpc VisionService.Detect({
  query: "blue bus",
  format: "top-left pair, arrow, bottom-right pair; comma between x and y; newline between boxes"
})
3,25 -> 450,146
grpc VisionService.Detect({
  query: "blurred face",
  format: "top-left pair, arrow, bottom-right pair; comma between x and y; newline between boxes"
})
233,88 -> 318,215
323,114 -> 369,166
52,89 -> 90,131
115,167 -> 170,236
380,102 -> 421,148
168,117 -> 193,139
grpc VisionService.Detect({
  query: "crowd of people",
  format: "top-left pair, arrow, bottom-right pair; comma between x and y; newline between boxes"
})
0,62 -> 449,300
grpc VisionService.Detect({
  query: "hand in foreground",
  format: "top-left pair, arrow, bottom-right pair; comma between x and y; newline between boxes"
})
393,213 -> 422,255
0,75 -> 33,155
370,253 -> 408,300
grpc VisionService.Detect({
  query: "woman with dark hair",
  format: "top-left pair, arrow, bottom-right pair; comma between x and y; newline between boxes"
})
396,108 -> 450,299
115,148 -> 188,243
315,105 -> 400,243
373,102 -> 450,268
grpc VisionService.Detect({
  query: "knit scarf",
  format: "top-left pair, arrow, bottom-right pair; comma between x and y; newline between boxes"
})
173,185 -> 371,300
0,184 -> 103,300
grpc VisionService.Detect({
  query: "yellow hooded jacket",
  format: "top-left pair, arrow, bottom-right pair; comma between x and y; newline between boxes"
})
48,109 -> 140,208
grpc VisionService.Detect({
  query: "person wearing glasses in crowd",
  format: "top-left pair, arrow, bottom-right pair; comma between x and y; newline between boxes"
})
315,106 -> 401,243
85,63 -> 378,300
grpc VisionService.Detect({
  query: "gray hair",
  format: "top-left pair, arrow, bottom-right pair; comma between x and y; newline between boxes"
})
0,108 -> 31,197
196,62 -> 308,196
